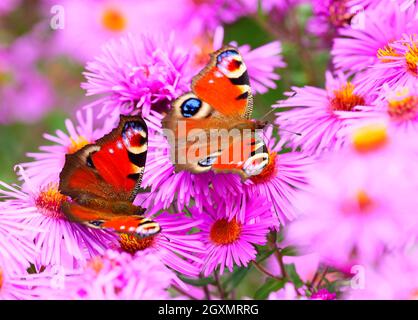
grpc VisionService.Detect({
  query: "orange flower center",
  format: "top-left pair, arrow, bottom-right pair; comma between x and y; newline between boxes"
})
250,152 -> 278,184
119,233 -> 156,254
405,42 -> 418,75
0,268 -> 3,290
329,0 -> 353,28
101,8 -> 126,32
67,136 -> 90,154
88,257 -> 104,274
352,124 -> 388,153
192,36 -> 214,67
35,183 -> 67,219
356,190 -> 373,212
388,96 -> 418,121
210,218 -> 242,245
330,83 -> 365,112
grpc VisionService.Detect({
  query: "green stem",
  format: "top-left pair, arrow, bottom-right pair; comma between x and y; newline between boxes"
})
213,270 -> 226,299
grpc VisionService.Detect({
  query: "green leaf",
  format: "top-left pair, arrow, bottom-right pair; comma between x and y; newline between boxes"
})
285,263 -> 304,288
223,267 -> 250,293
178,275 -> 216,287
281,246 -> 300,256
254,278 -> 286,300
256,248 -> 276,263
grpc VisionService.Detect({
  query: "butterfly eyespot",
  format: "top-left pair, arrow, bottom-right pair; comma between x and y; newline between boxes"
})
122,121 -> 147,154
181,98 -> 202,118
243,153 -> 269,176
135,221 -> 161,238
86,154 -> 95,168
216,49 -> 240,64
89,220 -> 104,228
198,151 -> 221,167
216,49 -> 247,81
173,93 -> 212,119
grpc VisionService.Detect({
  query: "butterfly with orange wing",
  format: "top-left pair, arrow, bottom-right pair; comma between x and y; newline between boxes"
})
59,115 -> 160,238
163,46 -> 269,179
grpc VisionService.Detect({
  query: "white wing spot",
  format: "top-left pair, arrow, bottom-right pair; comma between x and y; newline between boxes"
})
117,142 -> 123,149
109,148 -> 114,154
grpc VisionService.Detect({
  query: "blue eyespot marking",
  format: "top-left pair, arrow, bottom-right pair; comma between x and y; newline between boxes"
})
216,50 -> 239,64
181,98 -> 202,118
198,155 -> 218,167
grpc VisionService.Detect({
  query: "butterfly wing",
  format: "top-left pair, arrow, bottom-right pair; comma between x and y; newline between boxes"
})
59,115 -> 148,202
62,201 -> 160,238
59,115 -> 160,238
192,46 -> 253,119
163,47 -> 268,178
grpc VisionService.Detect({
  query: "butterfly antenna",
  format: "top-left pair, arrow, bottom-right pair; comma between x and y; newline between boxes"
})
277,127 -> 302,136
137,191 -> 155,207
260,107 -> 278,121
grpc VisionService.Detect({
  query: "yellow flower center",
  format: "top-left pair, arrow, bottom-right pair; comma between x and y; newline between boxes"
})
405,42 -> 418,75
352,123 -> 388,153
68,136 -> 90,154
377,44 -> 400,63
0,71 -> 13,85
250,152 -> 278,184
101,8 -> 126,32
35,183 -> 67,219
330,82 -> 365,112
0,268 -> 3,290
388,95 -> 418,121
210,218 -> 242,245
119,234 -> 156,254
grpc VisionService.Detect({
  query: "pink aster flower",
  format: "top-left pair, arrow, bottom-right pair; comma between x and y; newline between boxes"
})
0,0 -> 20,15
0,174 -> 116,271
347,249 -> 418,300
259,0 -> 307,14
307,0 -> 355,38
332,1 -> 418,75
0,41 -> 54,124
267,253 -> 320,283
118,209 -> 204,278
243,126 -> 312,225
57,250 -> 176,300
0,187 -> 41,273
190,193 -> 274,276
343,84 -> 418,142
274,71 -> 373,155
82,33 -> 191,121
311,288 -> 337,300
356,33 -> 418,94
0,263 -> 59,300
288,123 -> 418,266
172,0 -> 252,40
46,0 -> 181,62
19,108 -> 109,188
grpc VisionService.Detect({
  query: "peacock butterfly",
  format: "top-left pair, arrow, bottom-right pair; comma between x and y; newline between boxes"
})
163,46 -> 269,179
59,115 -> 160,237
